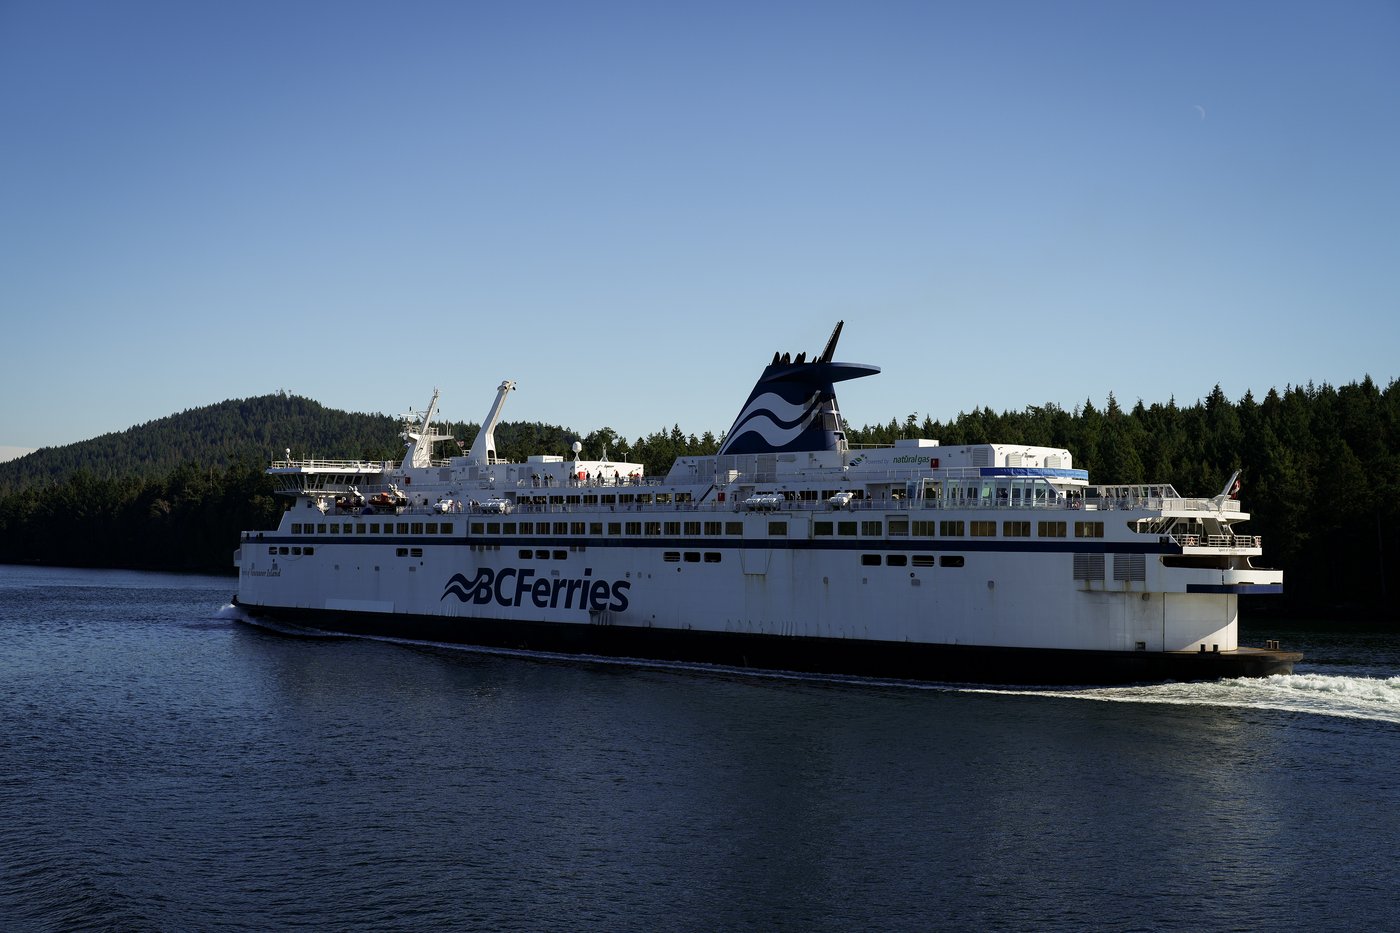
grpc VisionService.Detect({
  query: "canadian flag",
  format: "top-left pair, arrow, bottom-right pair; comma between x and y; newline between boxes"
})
1230,478 -> 1241,499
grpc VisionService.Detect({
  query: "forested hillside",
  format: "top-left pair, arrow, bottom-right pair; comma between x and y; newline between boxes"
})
1,377 -> 1397,618
0,394 -> 405,495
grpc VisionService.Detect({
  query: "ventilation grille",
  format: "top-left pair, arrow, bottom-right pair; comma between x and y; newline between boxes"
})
1114,553 -> 1147,582
1073,553 -> 1105,581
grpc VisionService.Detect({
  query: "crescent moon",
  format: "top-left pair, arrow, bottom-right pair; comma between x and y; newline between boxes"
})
1194,104 -> 1206,121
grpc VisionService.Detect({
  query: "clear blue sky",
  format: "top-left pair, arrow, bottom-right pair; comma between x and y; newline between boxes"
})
2,0 -> 1397,454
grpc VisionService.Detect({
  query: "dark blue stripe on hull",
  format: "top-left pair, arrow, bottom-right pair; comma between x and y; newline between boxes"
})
1187,584 -> 1285,594
237,603 -> 1300,686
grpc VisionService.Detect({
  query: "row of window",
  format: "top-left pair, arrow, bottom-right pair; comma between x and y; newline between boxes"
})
520,549 -> 574,561
860,554 -> 965,567
265,541 -> 971,570
267,545 -> 431,559
816,519 -> 1103,539
287,518 -> 1106,541
460,518 -> 1106,540
292,521 -> 455,535
471,519 -> 748,537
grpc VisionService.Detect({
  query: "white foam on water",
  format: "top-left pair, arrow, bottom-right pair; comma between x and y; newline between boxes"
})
967,673 -> 1400,725
231,610 -> 350,638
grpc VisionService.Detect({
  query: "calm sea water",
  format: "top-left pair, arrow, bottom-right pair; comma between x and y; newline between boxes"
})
2,565 -> 1398,932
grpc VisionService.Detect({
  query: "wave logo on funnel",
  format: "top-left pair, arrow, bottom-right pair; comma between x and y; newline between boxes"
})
724,390 -> 823,451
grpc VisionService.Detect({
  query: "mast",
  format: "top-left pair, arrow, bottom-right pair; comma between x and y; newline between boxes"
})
401,388 -> 451,469
466,380 -> 516,466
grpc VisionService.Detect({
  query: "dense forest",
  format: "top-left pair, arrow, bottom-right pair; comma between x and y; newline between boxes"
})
2,377 -> 1397,618
0,393 -> 406,494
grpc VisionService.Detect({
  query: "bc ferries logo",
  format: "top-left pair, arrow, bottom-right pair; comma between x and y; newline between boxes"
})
442,567 -> 630,613
721,390 -> 823,454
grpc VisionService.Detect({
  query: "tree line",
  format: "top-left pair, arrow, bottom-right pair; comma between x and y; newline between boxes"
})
1,378 -> 1396,617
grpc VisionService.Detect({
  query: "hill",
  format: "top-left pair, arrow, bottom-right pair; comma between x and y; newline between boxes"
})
0,393 -> 405,495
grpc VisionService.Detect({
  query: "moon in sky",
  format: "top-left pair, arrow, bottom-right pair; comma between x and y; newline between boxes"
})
1194,104 -> 1207,120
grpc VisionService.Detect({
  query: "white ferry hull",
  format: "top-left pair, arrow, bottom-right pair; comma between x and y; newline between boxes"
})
235,516 -> 1295,685
236,601 -> 1296,685
235,323 -> 1295,685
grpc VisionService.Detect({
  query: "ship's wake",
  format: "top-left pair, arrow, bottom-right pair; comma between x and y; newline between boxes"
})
970,673 -> 1400,725
230,616 -> 1400,724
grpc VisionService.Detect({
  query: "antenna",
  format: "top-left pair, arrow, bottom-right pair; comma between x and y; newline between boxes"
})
815,320 -> 844,363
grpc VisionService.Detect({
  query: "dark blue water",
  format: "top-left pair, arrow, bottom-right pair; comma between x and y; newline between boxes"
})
2,566 -> 1398,932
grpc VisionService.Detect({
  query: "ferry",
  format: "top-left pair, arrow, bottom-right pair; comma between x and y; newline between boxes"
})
234,322 -> 1297,685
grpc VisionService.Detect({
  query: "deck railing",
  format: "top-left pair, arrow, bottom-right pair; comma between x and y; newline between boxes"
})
1171,533 -> 1262,549
270,459 -> 396,471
